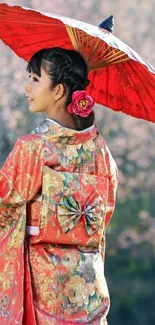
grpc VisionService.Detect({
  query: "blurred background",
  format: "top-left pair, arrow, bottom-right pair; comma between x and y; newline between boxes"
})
0,0 -> 155,324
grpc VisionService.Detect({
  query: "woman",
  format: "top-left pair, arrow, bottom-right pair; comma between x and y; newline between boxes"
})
0,47 -> 118,325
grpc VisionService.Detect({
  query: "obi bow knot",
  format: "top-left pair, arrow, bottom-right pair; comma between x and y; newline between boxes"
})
58,191 -> 105,235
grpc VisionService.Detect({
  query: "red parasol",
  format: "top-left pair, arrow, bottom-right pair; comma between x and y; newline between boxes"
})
0,3 -> 155,122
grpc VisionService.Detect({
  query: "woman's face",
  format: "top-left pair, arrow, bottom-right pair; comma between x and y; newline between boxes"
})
25,67 -> 56,114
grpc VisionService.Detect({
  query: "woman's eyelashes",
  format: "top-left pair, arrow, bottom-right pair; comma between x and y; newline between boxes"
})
29,75 -> 39,82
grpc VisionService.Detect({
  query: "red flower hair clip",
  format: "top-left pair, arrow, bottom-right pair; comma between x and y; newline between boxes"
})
67,90 -> 94,117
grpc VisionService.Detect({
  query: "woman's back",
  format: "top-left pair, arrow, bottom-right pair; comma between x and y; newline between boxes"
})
24,119 -> 118,324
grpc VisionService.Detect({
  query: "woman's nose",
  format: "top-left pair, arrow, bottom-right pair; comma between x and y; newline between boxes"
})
24,82 -> 31,92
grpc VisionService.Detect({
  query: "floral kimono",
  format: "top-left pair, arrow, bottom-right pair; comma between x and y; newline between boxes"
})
0,119 -> 118,325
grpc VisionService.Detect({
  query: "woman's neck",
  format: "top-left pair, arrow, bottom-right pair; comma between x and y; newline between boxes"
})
46,113 -> 77,130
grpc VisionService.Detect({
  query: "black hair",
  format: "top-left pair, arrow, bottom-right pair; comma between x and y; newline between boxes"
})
27,47 -> 95,130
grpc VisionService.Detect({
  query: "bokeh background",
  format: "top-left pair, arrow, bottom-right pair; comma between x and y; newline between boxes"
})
0,1 -> 155,324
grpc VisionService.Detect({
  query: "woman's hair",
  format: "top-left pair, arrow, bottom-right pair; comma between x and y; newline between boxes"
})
27,47 -> 95,130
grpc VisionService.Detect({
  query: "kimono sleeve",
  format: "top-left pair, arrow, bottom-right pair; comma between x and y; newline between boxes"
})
0,135 -> 45,324
105,146 -> 118,227
0,135 -> 45,208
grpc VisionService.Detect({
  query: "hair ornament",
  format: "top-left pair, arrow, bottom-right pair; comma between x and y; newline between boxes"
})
67,90 -> 94,117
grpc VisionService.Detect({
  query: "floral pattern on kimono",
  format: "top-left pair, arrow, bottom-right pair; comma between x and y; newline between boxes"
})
0,119 -> 118,325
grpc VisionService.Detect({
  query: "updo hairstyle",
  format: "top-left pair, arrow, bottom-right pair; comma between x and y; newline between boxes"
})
27,47 -> 95,130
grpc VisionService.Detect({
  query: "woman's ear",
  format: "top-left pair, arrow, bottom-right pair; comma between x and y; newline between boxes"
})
54,84 -> 65,100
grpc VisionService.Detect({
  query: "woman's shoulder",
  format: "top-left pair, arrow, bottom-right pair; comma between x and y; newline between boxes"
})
96,130 -> 118,171
13,133 -> 46,154
17,133 -> 43,144
96,130 -> 110,151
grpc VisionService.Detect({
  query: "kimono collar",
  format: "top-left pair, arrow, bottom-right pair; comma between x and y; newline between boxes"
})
31,118 -> 98,144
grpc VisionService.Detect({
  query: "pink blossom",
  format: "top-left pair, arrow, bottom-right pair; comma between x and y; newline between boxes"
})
67,90 -> 94,117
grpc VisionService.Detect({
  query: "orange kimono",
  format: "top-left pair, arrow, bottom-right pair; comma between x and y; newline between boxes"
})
0,119 -> 118,325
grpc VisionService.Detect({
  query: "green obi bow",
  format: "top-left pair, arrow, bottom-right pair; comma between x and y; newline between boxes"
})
58,190 -> 105,235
